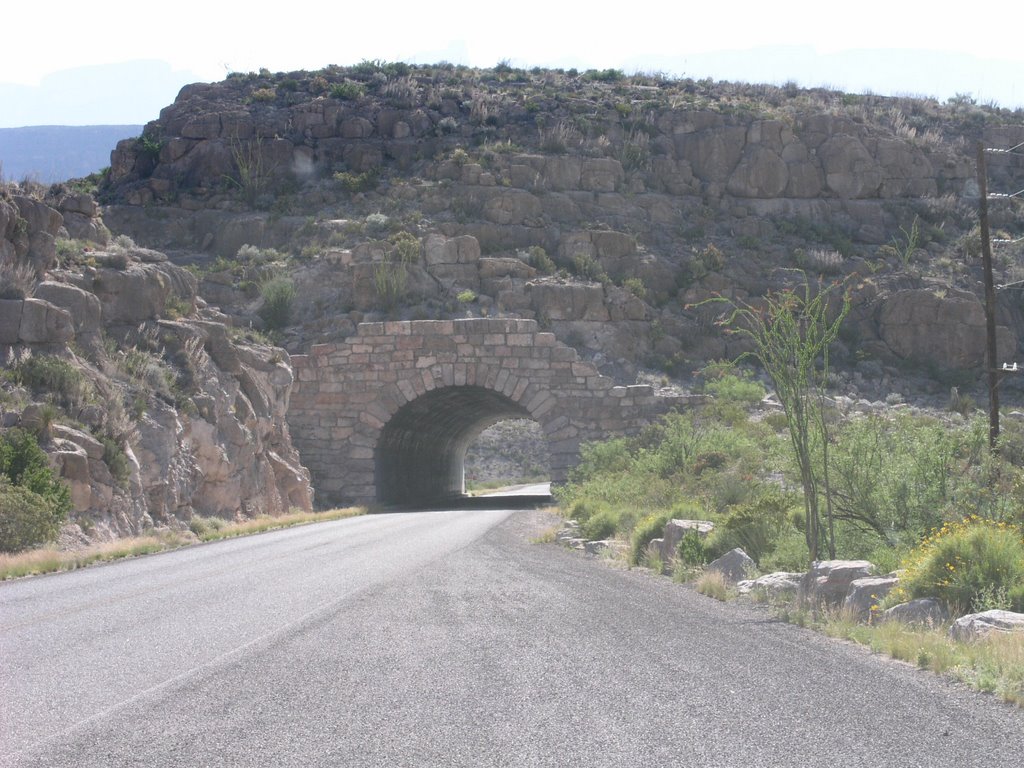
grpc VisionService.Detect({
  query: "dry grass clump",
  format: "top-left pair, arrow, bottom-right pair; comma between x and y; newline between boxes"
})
695,570 -> 730,601
0,507 -> 365,580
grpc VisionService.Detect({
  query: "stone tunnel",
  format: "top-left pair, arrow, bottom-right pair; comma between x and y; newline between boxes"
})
287,318 -> 690,507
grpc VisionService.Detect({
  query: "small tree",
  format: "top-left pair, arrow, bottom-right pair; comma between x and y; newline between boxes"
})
715,278 -> 849,562
0,428 -> 71,551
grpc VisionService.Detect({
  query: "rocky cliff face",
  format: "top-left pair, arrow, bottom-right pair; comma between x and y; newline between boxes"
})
1,183 -> 313,545
96,66 -> 1024,395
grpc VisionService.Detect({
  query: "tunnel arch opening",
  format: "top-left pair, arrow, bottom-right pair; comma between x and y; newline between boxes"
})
374,385 -> 550,506
464,419 -> 550,493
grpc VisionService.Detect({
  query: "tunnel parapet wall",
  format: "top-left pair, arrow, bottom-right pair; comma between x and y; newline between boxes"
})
288,318 -> 692,506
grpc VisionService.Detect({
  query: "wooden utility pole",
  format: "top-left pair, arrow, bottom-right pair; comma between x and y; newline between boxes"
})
976,141 -> 1000,449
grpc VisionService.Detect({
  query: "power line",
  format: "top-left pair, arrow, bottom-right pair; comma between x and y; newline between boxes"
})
989,187 -> 1024,199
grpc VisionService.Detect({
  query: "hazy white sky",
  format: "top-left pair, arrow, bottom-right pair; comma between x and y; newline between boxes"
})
3,1 -> 1022,125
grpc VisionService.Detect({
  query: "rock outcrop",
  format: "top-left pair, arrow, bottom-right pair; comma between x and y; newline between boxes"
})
93,65 -> 1024,387
1,188 -> 314,545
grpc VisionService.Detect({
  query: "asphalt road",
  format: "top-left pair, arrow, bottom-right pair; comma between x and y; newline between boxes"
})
1,508 -> 1021,767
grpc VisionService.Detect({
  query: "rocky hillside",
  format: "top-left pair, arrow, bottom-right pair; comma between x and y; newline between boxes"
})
1,181 -> 312,546
93,63 -> 1024,403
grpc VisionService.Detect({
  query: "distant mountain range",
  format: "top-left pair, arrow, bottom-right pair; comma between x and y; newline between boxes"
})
0,125 -> 143,184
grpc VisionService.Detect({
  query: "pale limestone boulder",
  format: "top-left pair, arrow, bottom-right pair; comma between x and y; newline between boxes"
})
874,138 -> 936,198
181,112 -> 223,139
0,299 -> 23,343
527,282 -> 609,322
0,198 -> 17,239
949,610 -> 1024,642
477,257 -> 537,281
650,155 -> 698,195
819,134 -> 883,198
90,262 -> 197,325
843,576 -> 899,618
881,598 -> 949,627
62,212 -> 111,245
737,572 -> 804,597
708,548 -> 755,583
675,127 -> 746,182
51,439 -> 92,511
341,117 -> 374,139
13,196 -> 62,239
51,424 -> 105,460
658,519 -> 714,563
543,156 -> 582,191
879,288 -> 1017,369
580,158 -> 624,192
727,145 -> 789,198
423,234 -> 480,290
801,560 -> 874,606
18,298 -> 74,343
483,190 -> 542,226
33,282 -> 102,341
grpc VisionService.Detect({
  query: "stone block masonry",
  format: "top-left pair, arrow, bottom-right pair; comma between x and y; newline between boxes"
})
289,318 -> 692,506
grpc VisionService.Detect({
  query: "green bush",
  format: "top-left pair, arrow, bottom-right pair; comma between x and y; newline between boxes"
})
703,371 -> 766,405
258,277 -> 296,331
704,488 -> 793,564
0,428 -> 71,551
890,518 -> 1024,614
330,82 -> 364,101
0,480 -> 63,552
8,355 -> 93,411
526,246 -> 556,275
676,530 -> 707,566
629,512 -> 671,566
581,507 -> 619,541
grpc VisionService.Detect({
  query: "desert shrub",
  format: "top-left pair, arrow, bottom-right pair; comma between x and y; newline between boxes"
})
759,530 -> 811,572
0,259 -> 37,298
704,488 -> 793,564
0,480 -> 63,552
828,413 -> 961,543
701,369 -> 766,405
890,517 -> 1024,614
258,277 -> 295,330
622,277 -> 647,299
676,530 -> 707,566
101,436 -> 131,487
571,252 -> 608,282
581,507 -> 619,541
629,512 -> 671,566
250,87 -> 277,102
0,428 -> 71,551
330,82 -> 364,100
333,170 -> 378,194
526,246 -> 556,274
7,354 -> 93,412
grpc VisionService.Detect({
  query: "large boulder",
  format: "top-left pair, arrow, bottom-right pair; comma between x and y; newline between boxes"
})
18,298 -> 74,344
949,610 -> 1024,642
0,299 -> 23,343
658,518 -> 714,563
32,282 -> 102,342
707,547 -> 755,582
801,560 -> 874,606
818,134 -> 882,198
737,571 -> 804,598
879,289 -> 1016,370
881,598 -> 949,627
843,576 -> 899,619
89,262 -> 197,325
